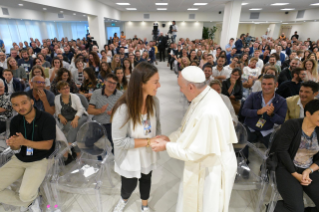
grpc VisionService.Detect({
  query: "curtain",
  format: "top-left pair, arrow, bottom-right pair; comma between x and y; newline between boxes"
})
0,19 -> 88,53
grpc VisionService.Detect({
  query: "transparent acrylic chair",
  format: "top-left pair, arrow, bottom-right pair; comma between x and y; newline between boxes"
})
0,140 -> 66,212
51,121 -> 114,212
232,122 -> 269,212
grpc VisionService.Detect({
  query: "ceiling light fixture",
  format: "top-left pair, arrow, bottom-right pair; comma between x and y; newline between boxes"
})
310,3 -> 319,5
43,8 -> 47,10
116,3 -> 130,5
155,3 -> 168,5
188,8 -> 199,10
126,8 -> 137,10
241,3 -> 249,5
193,3 -> 208,5
157,8 -> 167,10
249,8 -> 262,10
271,3 -> 289,6
282,23 -> 288,24
18,4 -> 23,6
281,8 -> 295,10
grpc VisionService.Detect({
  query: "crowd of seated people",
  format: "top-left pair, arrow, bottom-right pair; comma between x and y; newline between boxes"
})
0,29 -> 319,211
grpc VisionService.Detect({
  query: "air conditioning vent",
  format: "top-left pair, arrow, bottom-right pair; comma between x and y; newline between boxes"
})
189,14 -> 196,19
250,12 -> 260,19
296,10 -> 305,19
144,14 -> 150,19
1,8 -> 9,16
58,14 -> 64,18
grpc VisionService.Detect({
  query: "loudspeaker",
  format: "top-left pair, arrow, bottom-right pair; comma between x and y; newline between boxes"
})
285,12 -> 289,14
162,24 -> 166,27
219,11 -> 222,14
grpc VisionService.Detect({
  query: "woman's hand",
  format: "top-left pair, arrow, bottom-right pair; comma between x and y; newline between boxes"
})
301,169 -> 313,186
59,115 -> 68,125
71,117 -> 79,128
292,172 -> 312,186
156,135 -> 170,141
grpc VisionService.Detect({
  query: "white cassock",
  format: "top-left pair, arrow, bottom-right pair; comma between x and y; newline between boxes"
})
167,86 -> 238,212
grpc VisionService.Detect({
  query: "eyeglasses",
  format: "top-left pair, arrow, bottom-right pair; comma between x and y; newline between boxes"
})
34,81 -> 46,85
107,80 -> 118,85
61,86 -> 70,90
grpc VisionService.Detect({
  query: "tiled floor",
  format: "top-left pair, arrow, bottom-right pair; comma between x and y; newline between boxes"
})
0,62 -> 258,212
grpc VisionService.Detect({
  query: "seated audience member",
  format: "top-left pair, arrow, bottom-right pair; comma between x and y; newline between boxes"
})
111,54 -> 122,72
72,59 -> 85,89
285,81 -> 319,121
79,67 -> 103,100
212,56 -> 230,81
114,67 -> 128,91
41,49 -> 52,64
302,59 -> 318,82
270,99 -> 319,212
202,54 -> 216,68
190,60 -> 199,66
178,57 -> 190,71
296,50 -> 304,61
0,91 -> 55,211
3,69 -> 23,94
0,79 -> 13,133
36,53 -> 51,68
0,52 -> 8,70
241,75 -> 287,158
62,47 -> 74,63
134,51 -> 145,67
240,53 -> 249,68
27,76 -> 55,115
56,53 -> 70,70
225,56 -> 239,72
226,48 -> 237,65
17,50 -> 33,72
251,50 -> 264,70
203,65 -> 214,85
49,57 -> 63,83
268,54 -> 281,73
123,59 -> 132,82
50,68 -> 78,95
9,49 -> 20,62
199,52 -> 208,69
7,57 -> 27,82
54,81 -> 88,163
87,52 -> 100,76
281,51 -> 297,70
99,62 -> 112,82
278,58 -> 300,86
243,57 -> 261,81
210,79 -> 238,124
259,49 -> 270,64
87,74 -> 123,147
276,68 -> 307,99
252,66 -> 277,93
222,68 -> 243,114
29,65 -> 50,90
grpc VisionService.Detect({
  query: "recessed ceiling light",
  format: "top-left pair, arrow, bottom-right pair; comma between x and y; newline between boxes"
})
193,3 -> 208,5
188,8 -> 199,10
157,8 -> 167,10
43,8 -> 47,10
60,11 -> 63,13
271,3 -> 289,6
116,3 -> 130,5
310,3 -> 319,5
155,3 -> 168,5
281,8 -> 295,10
282,23 -> 288,24
249,8 -> 262,10
126,8 -> 137,10
73,13 -> 76,15
18,4 -> 23,6
242,3 -> 249,5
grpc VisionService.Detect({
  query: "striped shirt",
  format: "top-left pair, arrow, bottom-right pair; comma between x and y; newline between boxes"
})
89,87 -> 123,124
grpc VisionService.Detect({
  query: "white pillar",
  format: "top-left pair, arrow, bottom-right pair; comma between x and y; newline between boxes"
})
220,1 -> 242,50
268,23 -> 282,40
87,15 -> 106,51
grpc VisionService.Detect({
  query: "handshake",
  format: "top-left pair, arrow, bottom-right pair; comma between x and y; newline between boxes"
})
149,135 -> 171,152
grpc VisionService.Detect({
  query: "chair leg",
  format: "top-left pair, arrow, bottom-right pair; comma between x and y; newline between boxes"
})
95,189 -> 103,212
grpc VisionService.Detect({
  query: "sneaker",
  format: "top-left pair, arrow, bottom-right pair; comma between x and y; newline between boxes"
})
113,198 -> 128,212
20,197 -> 42,212
141,205 -> 150,212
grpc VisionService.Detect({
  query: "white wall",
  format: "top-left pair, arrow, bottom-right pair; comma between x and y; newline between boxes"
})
286,22 -> 319,41
123,21 -> 203,41
237,24 -> 270,38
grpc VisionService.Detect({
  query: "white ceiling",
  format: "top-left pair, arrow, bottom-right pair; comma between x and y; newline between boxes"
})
97,0 -> 319,12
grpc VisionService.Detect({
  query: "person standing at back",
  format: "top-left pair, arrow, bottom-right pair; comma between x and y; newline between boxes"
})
171,21 -> 178,43
235,34 -> 245,55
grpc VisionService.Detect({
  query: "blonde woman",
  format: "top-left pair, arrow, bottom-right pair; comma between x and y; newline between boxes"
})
199,52 -> 208,69
302,59 -> 318,82
111,54 -> 122,72
178,56 -> 190,71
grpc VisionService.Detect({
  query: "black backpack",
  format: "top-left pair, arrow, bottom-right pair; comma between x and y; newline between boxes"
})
169,25 -> 173,34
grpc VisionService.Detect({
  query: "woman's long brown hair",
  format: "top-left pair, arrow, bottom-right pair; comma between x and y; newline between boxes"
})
111,62 -> 158,129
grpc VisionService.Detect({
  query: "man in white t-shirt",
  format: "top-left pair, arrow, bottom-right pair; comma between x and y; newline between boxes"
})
212,56 -> 231,81
225,56 -> 239,73
171,21 -> 178,43
250,50 -> 264,70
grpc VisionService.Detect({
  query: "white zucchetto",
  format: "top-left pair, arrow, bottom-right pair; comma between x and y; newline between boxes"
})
181,66 -> 206,83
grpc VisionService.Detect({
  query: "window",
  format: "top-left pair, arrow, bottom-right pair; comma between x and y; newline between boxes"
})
107,27 -> 120,39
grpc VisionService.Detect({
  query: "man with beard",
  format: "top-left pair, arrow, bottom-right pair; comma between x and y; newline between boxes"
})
268,54 -> 281,73
26,76 -> 55,115
0,91 -> 55,212
278,58 -> 300,86
276,68 -> 307,98
18,50 -> 33,72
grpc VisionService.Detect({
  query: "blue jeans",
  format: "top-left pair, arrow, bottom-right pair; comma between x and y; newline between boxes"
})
172,35 -> 177,43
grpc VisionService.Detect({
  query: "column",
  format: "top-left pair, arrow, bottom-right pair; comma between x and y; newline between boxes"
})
268,23 -> 282,39
220,1 -> 242,50
87,15 -> 106,51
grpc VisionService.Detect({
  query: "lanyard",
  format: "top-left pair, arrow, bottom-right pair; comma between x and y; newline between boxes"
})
23,115 -> 35,141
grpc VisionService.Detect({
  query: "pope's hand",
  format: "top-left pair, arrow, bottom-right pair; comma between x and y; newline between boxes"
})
151,138 -> 167,152
156,135 -> 170,141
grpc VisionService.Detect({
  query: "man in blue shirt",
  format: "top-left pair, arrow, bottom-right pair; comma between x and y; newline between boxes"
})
225,38 -> 235,54
0,38 -> 4,52
235,34 -> 245,55
249,42 -> 259,56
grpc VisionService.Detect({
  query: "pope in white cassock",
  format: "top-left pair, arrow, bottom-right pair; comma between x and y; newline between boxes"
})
151,66 -> 238,212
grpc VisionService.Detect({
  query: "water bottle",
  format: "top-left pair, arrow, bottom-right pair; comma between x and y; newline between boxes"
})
45,205 -> 52,212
